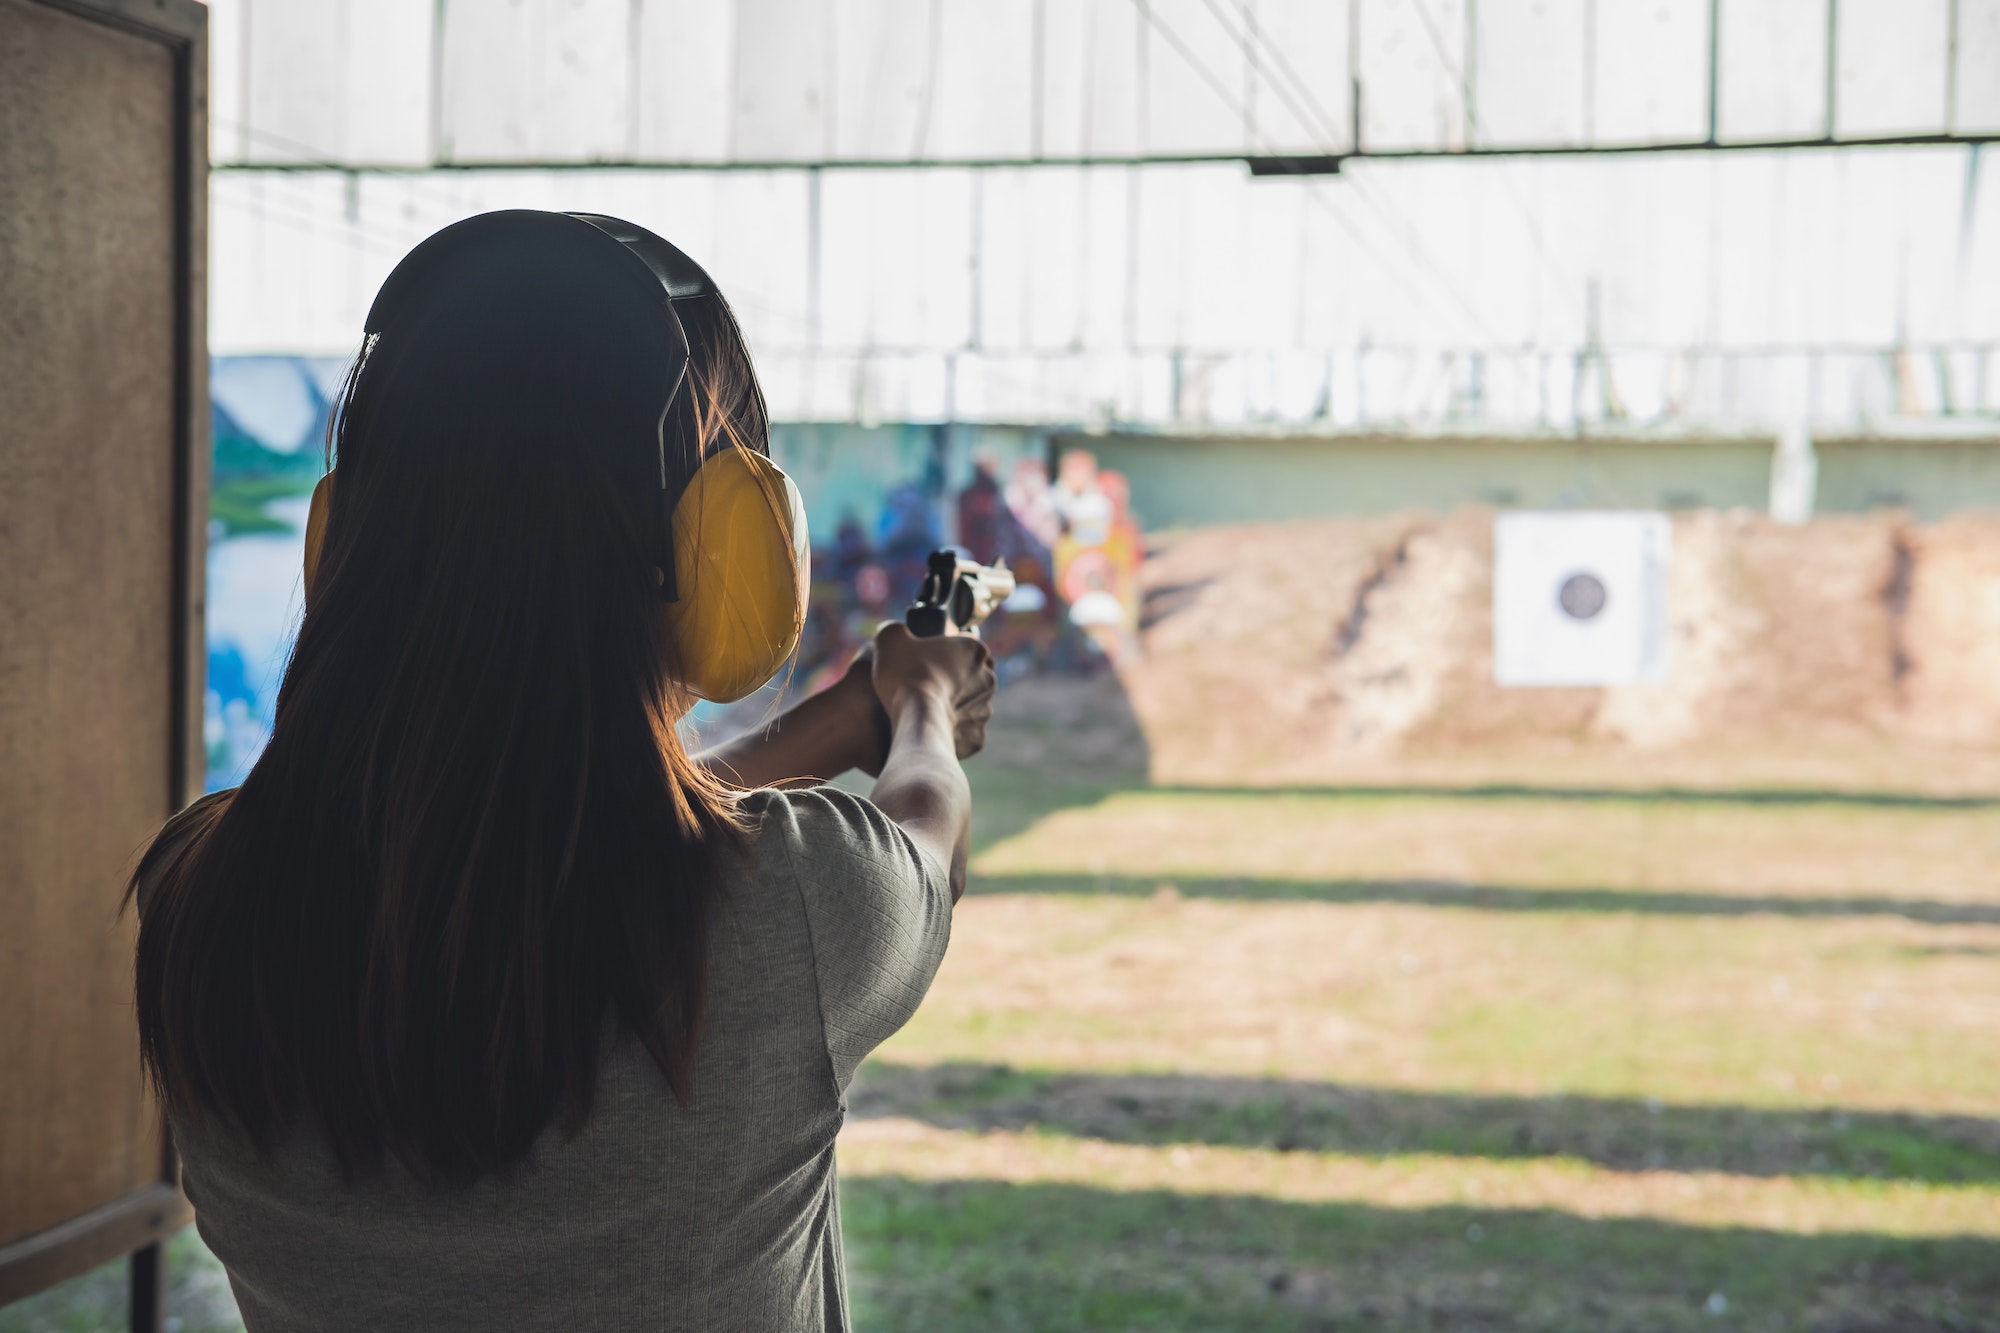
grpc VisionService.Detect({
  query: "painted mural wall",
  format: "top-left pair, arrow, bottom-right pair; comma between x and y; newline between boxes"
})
201,359 -> 1142,790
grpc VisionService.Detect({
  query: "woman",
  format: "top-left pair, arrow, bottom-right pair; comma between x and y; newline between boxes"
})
131,211 -> 995,1330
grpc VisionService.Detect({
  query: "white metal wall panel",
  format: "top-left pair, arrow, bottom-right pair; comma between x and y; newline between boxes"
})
246,0 -> 364,161
210,0 -> 1986,169
1142,0 -> 1250,155
1024,168 -> 1092,349
1759,154 -> 1845,347
1717,0 -> 1828,141
206,142 -> 1998,431
1966,160 -> 2000,342
439,0 -> 634,162
1591,0 -> 1710,145
245,0 -> 347,161
818,169 -> 974,349
1956,0 -> 2000,132
1292,181 -> 1354,351
1076,165 -> 1136,350
1243,0 -> 1353,153
1080,1 -> 1145,157
705,171 -> 815,335
1473,0 -> 1587,147
344,0 -> 434,164
211,173 -> 376,352
1898,149 -> 1982,340
1033,0 -> 1087,158
973,170 -> 1028,350
931,1 -> 1035,160
1357,0 -> 1467,152
830,0 -> 932,160
1822,150 -> 1908,346
1237,172 -> 1311,351
209,0 -> 245,160
1835,0 -> 1950,140
633,0 -> 735,161
731,0 -> 832,159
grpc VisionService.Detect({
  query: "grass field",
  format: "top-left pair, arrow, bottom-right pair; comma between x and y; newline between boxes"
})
833,752 -> 2000,1331
8,729 -> 1997,1331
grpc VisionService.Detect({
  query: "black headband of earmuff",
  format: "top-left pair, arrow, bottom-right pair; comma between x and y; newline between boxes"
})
363,209 -> 720,599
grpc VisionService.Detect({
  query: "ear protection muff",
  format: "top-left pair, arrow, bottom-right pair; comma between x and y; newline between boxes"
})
303,471 -> 334,600
660,446 -> 811,704
321,209 -> 808,703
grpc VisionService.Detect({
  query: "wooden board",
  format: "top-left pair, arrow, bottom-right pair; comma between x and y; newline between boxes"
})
0,0 -> 207,1302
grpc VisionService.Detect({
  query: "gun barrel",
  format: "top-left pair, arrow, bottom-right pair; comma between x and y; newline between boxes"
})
976,563 -> 1016,605
905,550 -> 1015,637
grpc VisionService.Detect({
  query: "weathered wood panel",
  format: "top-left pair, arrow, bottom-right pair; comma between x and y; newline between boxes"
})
0,0 -> 206,1297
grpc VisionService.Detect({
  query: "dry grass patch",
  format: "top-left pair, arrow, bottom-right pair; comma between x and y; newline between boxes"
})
839,1118 -> 2000,1239
889,891 -> 2000,1115
973,789 -> 2000,906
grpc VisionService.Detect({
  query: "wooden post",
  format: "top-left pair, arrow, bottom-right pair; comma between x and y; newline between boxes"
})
0,0 -> 208,1311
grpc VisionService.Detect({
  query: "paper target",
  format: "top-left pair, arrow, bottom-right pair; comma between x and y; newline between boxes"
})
1493,512 -> 1671,686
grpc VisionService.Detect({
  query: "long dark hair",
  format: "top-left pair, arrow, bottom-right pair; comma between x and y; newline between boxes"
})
131,239 -> 767,1185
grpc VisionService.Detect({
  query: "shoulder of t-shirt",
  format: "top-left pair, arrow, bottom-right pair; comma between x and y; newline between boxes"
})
736,784 -> 954,1092
736,784 -> 948,895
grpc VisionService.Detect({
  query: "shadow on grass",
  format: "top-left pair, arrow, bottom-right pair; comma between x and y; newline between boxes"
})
850,1062 -> 2000,1186
1151,783 -> 2000,810
965,765 -> 1135,856
966,871 -> 2000,925
844,1176 -> 2000,1333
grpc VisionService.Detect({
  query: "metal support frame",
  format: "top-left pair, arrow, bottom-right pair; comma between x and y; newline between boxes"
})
215,0 -> 1983,178
1705,0 -> 1721,146
128,1244 -> 166,1333
214,129 -> 2000,178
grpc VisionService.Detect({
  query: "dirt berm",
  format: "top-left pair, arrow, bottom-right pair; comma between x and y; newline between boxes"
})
1030,509 -> 2000,794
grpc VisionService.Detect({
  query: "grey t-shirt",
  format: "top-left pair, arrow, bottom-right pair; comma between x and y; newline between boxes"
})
169,786 -> 953,1332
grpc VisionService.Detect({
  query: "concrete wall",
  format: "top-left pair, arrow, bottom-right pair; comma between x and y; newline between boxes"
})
1816,436 -> 2000,520
765,422 -> 2000,535
1060,431 -> 1777,529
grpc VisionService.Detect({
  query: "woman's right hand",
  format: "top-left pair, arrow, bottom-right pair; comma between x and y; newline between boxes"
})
869,622 -> 996,759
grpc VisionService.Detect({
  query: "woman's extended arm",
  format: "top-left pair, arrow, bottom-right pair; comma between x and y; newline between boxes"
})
694,624 -> 995,899
692,654 -> 890,790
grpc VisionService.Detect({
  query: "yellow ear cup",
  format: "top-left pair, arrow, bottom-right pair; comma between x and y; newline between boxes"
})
304,471 -> 335,605
662,448 -> 810,703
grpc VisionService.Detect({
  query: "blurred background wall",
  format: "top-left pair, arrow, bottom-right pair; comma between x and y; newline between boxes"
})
203,0 -> 2000,437
188,0 -> 2000,789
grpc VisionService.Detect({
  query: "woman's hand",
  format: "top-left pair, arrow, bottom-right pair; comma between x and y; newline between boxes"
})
869,623 -> 996,758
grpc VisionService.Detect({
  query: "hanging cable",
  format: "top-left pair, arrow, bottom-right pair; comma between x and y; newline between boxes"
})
215,119 -> 470,218
213,180 -> 415,262
1201,0 -> 1561,346
1203,0 -> 1346,149
1393,0 -> 1590,324
1130,0 -> 1528,362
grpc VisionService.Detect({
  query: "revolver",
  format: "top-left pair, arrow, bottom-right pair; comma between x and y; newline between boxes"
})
905,549 -> 1017,638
